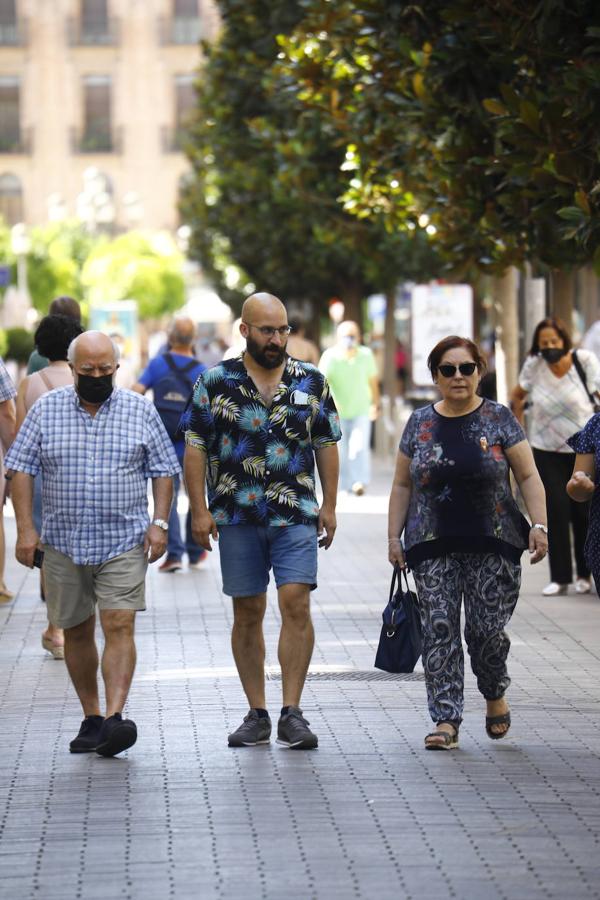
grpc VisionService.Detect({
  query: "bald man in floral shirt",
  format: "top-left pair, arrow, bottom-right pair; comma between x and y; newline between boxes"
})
184,293 -> 341,750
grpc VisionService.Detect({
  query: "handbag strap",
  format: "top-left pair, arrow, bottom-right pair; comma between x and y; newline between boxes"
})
390,563 -> 419,609
572,350 -> 597,409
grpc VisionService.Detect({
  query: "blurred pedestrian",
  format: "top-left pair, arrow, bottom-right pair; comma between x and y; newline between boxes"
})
286,318 -> 320,365
388,336 -> 547,750
26,296 -> 81,374
14,314 -> 84,657
185,292 -> 340,750
319,320 -> 379,495
0,357 -> 16,603
511,317 -> 600,596
7,331 -> 179,757
133,316 -> 207,572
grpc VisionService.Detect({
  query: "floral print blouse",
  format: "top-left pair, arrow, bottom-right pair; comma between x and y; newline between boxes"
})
185,356 -> 341,527
399,400 -> 530,565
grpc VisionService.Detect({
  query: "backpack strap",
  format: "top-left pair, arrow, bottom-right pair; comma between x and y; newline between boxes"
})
162,352 -> 198,385
572,350 -> 597,409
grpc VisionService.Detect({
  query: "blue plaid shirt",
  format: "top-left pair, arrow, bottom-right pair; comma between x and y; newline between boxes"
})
5,386 -> 180,564
0,358 -> 16,402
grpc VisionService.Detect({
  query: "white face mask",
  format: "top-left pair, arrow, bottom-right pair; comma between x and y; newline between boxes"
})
341,335 -> 357,349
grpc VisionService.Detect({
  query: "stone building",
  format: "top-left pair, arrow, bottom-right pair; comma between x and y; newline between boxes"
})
0,0 -> 218,231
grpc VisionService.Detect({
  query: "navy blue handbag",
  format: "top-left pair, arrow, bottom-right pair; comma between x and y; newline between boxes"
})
374,564 -> 422,674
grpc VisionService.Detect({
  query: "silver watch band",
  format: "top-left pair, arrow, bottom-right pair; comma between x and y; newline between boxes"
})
531,523 -> 548,534
152,518 -> 169,531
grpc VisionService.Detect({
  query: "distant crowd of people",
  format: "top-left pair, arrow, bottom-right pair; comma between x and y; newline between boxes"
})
0,296 -> 599,757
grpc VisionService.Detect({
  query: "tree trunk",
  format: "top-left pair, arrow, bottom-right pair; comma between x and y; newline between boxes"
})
383,290 -> 397,400
492,268 -> 519,405
336,281 -> 363,327
550,269 -> 575,328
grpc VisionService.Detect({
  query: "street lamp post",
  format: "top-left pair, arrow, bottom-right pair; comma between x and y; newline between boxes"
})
76,167 -> 115,233
11,222 -> 30,298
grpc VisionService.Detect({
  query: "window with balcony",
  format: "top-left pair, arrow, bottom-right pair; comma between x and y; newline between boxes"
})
68,0 -> 117,45
161,0 -> 201,45
0,172 -> 23,224
164,74 -> 195,152
77,76 -> 114,153
0,77 -> 25,153
0,0 -> 17,45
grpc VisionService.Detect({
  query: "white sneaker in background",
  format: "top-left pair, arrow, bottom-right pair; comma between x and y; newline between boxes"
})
542,582 -> 568,596
575,578 -> 592,594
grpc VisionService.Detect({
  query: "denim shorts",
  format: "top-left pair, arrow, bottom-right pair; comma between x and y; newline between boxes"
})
217,524 -> 318,597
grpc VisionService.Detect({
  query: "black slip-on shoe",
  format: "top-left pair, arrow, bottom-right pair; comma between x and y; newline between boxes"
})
69,715 -> 105,753
95,713 -> 137,757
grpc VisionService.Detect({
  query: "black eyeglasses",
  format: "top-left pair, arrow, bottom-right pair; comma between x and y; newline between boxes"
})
438,363 -> 478,378
244,323 -> 292,338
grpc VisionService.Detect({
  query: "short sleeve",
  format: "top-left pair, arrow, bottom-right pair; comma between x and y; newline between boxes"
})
497,404 -> 526,449
143,404 -> 181,477
137,357 -> 161,389
399,412 -> 418,457
310,375 -> 342,448
567,414 -> 600,454
5,402 -> 42,476
518,355 -> 539,392
185,373 -> 215,452
578,349 -> 600,393
0,359 -> 16,401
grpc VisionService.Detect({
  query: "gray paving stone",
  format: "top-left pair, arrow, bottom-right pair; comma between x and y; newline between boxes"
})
2,468 -> 600,899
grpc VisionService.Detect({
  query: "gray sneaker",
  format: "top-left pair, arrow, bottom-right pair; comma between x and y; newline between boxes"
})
277,706 -> 318,749
228,710 -> 271,747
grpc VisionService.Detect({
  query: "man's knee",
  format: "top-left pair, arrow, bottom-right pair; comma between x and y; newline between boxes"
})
279,585 -> 311,625
100,610 -> 136,640
233,594 -> 266,629
64,614 -> 95,642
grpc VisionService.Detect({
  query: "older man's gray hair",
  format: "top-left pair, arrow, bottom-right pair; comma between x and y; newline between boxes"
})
167,317 -> 196,348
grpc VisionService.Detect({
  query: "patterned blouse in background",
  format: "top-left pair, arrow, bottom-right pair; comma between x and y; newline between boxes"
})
399,400 -> 530,567
185,356 -> 341,527
567,414 -> 600,576
518,349 -> 600,452
0,357 -> 17,481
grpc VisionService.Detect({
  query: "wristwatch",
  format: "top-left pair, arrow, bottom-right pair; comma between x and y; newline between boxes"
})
152,518 -> 169,531
531,523 -> 548,534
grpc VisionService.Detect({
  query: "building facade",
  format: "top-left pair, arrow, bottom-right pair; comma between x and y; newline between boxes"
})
0,0 -> 218,231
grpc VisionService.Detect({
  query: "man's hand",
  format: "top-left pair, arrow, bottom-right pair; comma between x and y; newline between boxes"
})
317,505 -> 337,549
144,524 -> 168,563
190,510 -> 218,551
16,527 -> 40,568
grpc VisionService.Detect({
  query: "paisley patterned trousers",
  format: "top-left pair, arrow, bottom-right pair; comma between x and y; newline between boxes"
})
412,553 -> 521,726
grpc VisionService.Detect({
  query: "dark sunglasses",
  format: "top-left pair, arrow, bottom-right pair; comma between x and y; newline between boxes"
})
438,362 -> 478,378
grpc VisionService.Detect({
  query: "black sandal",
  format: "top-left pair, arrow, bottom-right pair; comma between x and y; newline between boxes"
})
485,711 -> 511,740
424,723 -> 459,751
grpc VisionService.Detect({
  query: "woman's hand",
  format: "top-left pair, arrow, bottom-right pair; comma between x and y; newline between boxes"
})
567,470 -> 595,502
388,538 -> 406,569
529,527 -> 548,564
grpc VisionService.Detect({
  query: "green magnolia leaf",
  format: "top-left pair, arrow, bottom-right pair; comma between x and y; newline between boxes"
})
482,98 -> 508,116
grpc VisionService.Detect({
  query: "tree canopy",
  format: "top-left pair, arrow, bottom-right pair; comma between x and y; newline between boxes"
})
180,0 -> 440,319
274,0 -> 600,276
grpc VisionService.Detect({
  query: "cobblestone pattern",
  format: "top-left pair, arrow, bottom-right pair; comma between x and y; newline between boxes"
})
1,470 -> 600,899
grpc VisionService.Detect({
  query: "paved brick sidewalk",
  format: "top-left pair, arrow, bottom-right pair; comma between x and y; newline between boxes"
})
1,466 -> 600,900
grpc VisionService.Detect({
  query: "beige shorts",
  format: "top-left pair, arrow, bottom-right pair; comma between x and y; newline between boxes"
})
42,544 -> 148,629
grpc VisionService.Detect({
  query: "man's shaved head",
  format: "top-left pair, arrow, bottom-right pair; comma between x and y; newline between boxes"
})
68,330 -> 120,366
241,292 -> 287,323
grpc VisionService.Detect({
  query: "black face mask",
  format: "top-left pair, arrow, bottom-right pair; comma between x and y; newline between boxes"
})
76,373 -> 114,404
540,347 -> 567,364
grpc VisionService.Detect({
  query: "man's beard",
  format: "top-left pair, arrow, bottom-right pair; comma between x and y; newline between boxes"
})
245,334 -> 287,369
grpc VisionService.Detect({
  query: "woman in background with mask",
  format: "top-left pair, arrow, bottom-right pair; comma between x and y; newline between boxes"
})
512,317 -> 600,596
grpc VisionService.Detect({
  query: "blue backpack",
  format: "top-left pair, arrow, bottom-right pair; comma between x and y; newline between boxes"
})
153,353 -> 198,440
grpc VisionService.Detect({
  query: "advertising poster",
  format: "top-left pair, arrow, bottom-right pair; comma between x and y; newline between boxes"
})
411,284 -> 473,385
89,301 -> 140,388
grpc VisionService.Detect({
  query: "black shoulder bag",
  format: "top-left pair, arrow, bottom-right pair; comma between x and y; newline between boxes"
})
572,350 -> 600,413
374,564 -> 422,674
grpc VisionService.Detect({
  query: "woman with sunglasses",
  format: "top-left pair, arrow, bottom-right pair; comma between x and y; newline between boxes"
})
388,335 -> 547,750
511,317 -> 600,596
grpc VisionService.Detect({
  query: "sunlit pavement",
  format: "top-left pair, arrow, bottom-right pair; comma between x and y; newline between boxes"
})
1,464 -> 600,899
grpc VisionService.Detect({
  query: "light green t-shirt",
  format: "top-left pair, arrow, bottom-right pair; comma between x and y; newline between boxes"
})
319,345 -> 377,419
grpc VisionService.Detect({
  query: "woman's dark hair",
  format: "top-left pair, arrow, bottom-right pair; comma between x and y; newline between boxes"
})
528,317 -> 572,356
427,335 -> 487,379
34,314 -> 84,362
48,295 -> 81,322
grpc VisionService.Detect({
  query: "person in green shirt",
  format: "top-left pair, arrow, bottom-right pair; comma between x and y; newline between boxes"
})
26,296 -> 81,374
319,320 -> 380,495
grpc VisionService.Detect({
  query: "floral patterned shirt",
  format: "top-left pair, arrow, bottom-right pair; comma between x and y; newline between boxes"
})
185,355 -> 341,527
567,414 -> 600,572
399,400 -> 530,565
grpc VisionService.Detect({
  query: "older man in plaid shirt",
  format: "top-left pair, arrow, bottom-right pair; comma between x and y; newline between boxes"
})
6,331 -> 179,757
